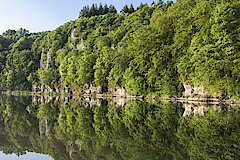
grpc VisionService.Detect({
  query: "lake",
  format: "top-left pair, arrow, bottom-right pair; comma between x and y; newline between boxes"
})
0,95 -> 239,160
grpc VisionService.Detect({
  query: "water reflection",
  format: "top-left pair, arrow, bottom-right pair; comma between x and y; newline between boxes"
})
0,151 -> 52,160
0,95 -> 239,160
182,103 -> 209,116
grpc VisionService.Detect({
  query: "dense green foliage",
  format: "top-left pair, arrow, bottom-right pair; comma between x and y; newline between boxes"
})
79,3 -> 117,18
0,29 -> 40,90
0,96 -> 239,160
0,0 -> 240,98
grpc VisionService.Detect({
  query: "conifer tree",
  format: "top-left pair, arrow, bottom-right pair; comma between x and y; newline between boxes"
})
99,3 -> 104,15
129,4 -> 135,13
109,5 -> 117,13
103,4 -> 109,14
121,5 -> 129,13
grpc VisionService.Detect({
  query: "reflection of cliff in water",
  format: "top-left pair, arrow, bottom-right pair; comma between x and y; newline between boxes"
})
0,95 -> 239,160
31,95 -> 220,117
31,95 -> 133,107
182,103 -> 209,116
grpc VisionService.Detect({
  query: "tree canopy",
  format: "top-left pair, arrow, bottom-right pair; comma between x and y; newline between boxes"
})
0,0 -> 240,99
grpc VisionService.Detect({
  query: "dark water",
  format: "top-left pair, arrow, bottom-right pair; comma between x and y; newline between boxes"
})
0,95 -> 239,160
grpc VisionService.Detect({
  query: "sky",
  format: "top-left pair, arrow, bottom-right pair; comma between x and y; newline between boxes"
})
0,0 -> 158,34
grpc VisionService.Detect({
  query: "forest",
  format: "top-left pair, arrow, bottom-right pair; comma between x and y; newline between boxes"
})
0,0 -> 240,99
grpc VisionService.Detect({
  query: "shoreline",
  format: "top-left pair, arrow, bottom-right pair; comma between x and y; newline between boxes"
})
0,90 -> 237,105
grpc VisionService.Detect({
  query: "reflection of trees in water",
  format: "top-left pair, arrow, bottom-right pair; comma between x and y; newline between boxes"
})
0,96 -> 239,159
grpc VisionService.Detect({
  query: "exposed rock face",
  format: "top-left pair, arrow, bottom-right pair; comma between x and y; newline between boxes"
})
85,84 -> 102,94
70,29 -> 84,50
85,86 -> 130,99
71,28 -> 77,39
46,51 -> 54,69
183,84 -> 208,97
40,50 -> 54,70
193,86 -> 203,94
40,52 -> 44,69
109,87 -> 129,97
193,86 -> 208,97
69,43 -> 74,49
183,84 -> 193,97
76,40 -> 84,50
37,48 -> 56,92
69,39 -> 84,50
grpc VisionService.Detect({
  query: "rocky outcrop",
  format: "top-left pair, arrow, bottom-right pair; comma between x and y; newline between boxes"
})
109,87 -> 129,97
85,84 -> 102,95
40,50 -> 54,70
69,39 -> 84,50
70,29 -> 84,50
71,28 -> 77,39
37,45 -> 56,93
46,51 -> 54,69
183,84 -> 192,97
193,86 -> 208,97
76,40 -> 84,50
84,86 -> 130,98
183,84 -> 208,97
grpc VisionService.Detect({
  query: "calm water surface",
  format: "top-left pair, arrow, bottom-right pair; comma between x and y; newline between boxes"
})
0,95 -> 239,160
0,151 -> 52,160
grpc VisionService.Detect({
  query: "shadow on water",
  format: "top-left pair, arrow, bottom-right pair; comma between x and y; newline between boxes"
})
0,95 -> 239,160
